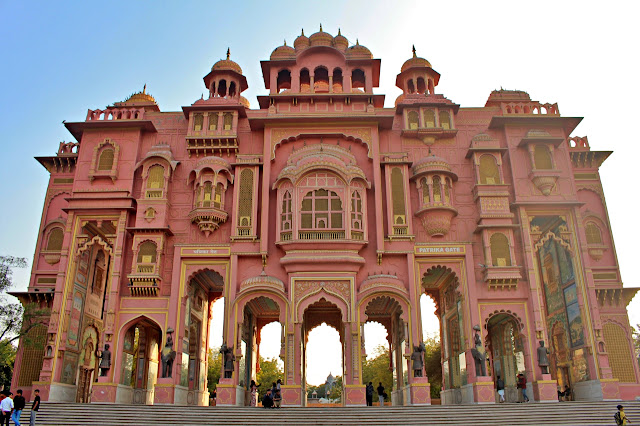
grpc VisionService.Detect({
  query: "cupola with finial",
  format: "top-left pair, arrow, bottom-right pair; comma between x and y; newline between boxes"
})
203,48 -> 249,104
396,46 -> 440,96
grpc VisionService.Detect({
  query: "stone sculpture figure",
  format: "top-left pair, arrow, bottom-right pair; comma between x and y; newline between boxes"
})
537,340 -> 550,374
220,344 -> 235,379
161,328 -> 177,378
98,344 -> 111,376
411,342 -> 426,377
471,325 -> 487,376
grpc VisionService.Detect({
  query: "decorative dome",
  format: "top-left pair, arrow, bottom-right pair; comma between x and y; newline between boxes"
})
212,48 -> 243,74
309,24 -> 333,46
239,271 -> 285,293
293,29 -> 309,50
346,40 -> 372,59
270,41 -> 296,60
123,85 -> 156,104
401,46 -> 432,73
412,153 -> 458,180
333,28 -> 348,51
239,96 -> 250,108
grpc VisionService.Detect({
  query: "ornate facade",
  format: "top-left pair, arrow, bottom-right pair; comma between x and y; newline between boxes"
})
12,28 -> 640,406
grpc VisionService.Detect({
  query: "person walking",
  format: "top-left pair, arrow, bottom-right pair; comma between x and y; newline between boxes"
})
376,382 -> 385,407
517,374 -> 529,402
0,392 -> 13,426
496,376 -> 505,403
249,380 -> 260,407
12,390 -> 25,426
29,390 -> 39,426
365,382 -> 374,406
615,404 -> 630,425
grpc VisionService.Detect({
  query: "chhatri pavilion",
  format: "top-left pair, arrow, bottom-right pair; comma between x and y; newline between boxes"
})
11,27 -> 640,406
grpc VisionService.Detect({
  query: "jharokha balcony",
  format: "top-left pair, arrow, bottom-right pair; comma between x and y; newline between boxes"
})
188,206 -> 228,237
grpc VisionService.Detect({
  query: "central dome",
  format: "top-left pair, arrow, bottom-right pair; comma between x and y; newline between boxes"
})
309,24 -> 333,46
212,48 -> 243,74
401,46 -> 432,72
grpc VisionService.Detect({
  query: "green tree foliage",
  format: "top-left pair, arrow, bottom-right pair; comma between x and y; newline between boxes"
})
207,348 -> 222,394
255,356 -> 284,397
423,336 -> 442,399
633,324 -> 640,368
362,344 -> 393,401
0,341 -> 16,390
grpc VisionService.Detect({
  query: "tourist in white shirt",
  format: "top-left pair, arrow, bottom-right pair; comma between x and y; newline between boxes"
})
0,392 -> 14,426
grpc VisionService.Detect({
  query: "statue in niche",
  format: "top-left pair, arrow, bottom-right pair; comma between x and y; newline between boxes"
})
411,342 -> 426,377
161,328 -> 176,378
220,344 -> 235,379
471,325 -> 487,376
537,340 -> 550,374
98,344 -> 112,376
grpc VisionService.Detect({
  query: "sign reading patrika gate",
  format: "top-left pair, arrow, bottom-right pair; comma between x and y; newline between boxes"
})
414,245 -> 466,256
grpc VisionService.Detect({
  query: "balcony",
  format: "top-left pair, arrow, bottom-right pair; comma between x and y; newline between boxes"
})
298,230 -> 345,240
127,278 -> 159,297
188,207 -> 228,237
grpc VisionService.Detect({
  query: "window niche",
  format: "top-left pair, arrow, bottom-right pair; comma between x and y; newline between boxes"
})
89,138 -> 120,182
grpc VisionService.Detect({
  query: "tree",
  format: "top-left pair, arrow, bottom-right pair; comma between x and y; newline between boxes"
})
256,356 -> 284,397
362,344 -> 393,401
207,348 -> 222,394
423,336 -> 442,399
0,342 -> 16,390
633,324 -> 640,368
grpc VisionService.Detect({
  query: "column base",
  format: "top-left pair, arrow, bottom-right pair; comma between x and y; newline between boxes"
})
600,379 -> 621,401
153,378 -> 188,405
344,385 -> 366,406
533,374 -> 558,403
410,377 -> 431,405
91,382 -> 118,403
48,381 -> 77,402
468,376 -> 496,404
215,383 -> 244,406
280,384 -> 302,406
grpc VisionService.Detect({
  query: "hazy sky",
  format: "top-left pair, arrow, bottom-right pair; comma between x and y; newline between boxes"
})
1,1 -> 639,386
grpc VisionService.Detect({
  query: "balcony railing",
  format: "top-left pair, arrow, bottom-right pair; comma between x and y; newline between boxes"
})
351,231 -> 364,240
393,226 -> 408,236
236,227 -> 252,237
298,230 -> 345,240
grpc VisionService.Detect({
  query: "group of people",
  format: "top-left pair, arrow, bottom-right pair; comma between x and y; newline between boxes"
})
365,382 -> 386,406
0,389 -> 40,426
249,379 -> 282,408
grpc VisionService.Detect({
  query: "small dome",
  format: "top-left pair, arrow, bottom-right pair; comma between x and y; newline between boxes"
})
123,85 -> 156,104
239,96 -> 250,108
333,28 -> 348,51
212,48 -> 243,74
294,29 -> 309,50
270,41 -> 296,60
346,40 -> 372,59
401,46 -> 432,73
309,24 -> 333,46
412,154 -> 458,181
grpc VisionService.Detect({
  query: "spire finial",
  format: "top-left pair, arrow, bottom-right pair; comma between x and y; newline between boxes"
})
356,39 -> 359,45
320,23 -> 323,32
338,28 -> 341,36
143,84 -> 147,94
412,45 -> 417,58
301,28 -> 305,36
284,39 -> 287,46
226,48 -> 230,60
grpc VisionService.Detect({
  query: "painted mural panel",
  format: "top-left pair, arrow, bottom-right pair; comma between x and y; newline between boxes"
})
67,291 -> 84,349
61,352 -> 78,385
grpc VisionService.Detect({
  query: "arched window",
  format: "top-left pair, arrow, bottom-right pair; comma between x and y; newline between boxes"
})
277,69 -> 292,93
300,69 -> 310,92
421,177 -> 430,204
300,189 -> 343,230
585,222 -> 603,244
407,111 -> 419,129
228,81 -> 237,98
439,111 -> 452,130
534,145 -> 553,170
281,191 -> 292,231
352,69 -> 366,92
432,175 -> 442,202
223,113 -> 233,131
479,155 -> 500,184
444,178 -> 451,204
202,181 -> 213,207
238,169 -> 254,227
490,233 -> 512,266
417,77 -> 426,94
193,114 -> 203,131
46,228 -> 64,251
602,322 -> 636,382
213,183 -> 224,209
407,79 -> 415,93
209,113 -> 218,131
218,80 -> 227,97
137,241 -> 157,264
98,148 -> 114,171
314,67 -> 329,92
351,191 -> 363,230
423,109 -> 436,128
332,69 -> 343,93
391,168 -> 406,225
146,165 -> 165,198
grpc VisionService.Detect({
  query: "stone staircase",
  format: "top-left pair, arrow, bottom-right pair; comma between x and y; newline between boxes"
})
26,400 -> 640,425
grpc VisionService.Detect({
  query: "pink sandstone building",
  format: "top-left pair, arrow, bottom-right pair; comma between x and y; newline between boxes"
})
11,28 -> 640,406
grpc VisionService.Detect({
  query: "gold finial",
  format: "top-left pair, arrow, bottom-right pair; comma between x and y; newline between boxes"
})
412,45 -> 417,58
284,39 -> 287,46
320,23 -> 323,32
301,28 -> 305,36
226,48 -> 230,60
356,39 -> 359,45
338,28 -> 341,36
143,84 -> 147,94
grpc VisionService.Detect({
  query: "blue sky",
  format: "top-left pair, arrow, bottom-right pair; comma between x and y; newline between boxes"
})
1,0 -> 640,384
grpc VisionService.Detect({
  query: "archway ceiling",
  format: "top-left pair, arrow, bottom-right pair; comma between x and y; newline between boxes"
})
304,299 -> 343,335
365,296 -> 400,318
422,267 -> 454,289
246,296 -> 280,318
190,269 -> 224,290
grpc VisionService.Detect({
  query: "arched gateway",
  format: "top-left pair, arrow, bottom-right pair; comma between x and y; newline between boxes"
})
12,28 -> 640,406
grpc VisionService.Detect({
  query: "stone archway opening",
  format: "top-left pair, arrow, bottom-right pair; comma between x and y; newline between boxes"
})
485,313 -> 525,403
302,298 -> 344,405
120,318 -> 162,405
